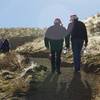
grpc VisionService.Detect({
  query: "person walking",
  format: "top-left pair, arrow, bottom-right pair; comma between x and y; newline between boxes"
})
44,18 -> 67,74
66,15 -> 88,72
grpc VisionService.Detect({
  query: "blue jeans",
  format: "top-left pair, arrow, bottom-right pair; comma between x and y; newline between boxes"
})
71,39 -> 84,71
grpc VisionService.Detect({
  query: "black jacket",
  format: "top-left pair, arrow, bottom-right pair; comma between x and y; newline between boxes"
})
0,39 -> 10,53
44,24 -> 67,51
66,20 -> 88,48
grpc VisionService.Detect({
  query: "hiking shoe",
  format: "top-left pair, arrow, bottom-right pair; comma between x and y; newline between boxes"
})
74,69 -> 80,73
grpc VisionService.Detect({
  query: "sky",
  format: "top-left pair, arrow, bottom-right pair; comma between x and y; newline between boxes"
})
0,0 -> 100,28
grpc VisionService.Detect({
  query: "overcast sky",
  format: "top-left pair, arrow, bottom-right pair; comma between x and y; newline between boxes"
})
0,0 -> 100,28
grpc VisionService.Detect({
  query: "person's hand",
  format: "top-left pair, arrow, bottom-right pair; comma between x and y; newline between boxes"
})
62,47 -> 66,54
48,53 -> 51,60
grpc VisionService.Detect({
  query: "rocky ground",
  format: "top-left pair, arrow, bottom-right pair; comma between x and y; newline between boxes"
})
0,52 -> 48,100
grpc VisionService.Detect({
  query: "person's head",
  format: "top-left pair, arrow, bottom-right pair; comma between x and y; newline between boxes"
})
54,18 -> 62,26
70,15 -> 78,22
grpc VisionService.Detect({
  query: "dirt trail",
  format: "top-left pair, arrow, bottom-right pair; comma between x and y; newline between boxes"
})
22,58 -> 95,100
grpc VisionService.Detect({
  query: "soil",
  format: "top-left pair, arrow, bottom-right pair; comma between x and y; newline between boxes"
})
21,57 -> 96,100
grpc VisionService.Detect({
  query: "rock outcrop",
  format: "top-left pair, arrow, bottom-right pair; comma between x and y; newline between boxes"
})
0,52 -> 47,99
84,13 -> 100,36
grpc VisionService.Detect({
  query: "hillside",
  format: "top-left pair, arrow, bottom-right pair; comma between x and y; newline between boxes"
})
0,28 -> 45,49
0,28 -> 45,38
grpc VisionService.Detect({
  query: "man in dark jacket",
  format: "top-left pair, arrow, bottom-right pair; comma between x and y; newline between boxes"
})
0,36 -> 10,53
66,15 -> 88,72
1,39 -> 10,53
44,18 -> 68,74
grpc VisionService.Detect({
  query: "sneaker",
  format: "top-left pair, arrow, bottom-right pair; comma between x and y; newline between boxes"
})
74,69 -> 80,73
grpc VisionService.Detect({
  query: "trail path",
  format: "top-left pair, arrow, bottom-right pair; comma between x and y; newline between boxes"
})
24,58 -> 94,100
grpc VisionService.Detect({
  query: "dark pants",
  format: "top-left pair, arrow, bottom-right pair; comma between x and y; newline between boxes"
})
51,49 -> 62,72
71,39 -> 84,71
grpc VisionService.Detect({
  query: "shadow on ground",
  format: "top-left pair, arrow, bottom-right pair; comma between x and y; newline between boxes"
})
65,72 -> 92,100
25,71 -> 92,100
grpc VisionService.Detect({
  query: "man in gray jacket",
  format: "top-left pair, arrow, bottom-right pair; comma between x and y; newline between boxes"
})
44,18 -> 68,74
